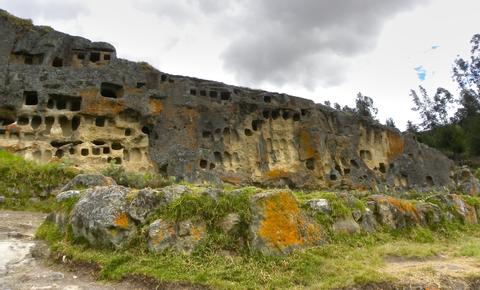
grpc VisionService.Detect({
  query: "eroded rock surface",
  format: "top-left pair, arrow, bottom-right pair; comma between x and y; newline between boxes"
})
250,190 -> 323,254
0,10 -> 462,190
70,186 -> 136,248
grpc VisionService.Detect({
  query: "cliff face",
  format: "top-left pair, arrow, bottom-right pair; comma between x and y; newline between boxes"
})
0,10 -> 455,189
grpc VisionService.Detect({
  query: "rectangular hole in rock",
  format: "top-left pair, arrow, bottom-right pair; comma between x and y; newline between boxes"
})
103,54 -> 111,61
95,117 -> 105,127
100,82 -> 123,99
220,91 -> 231,101
92,147 -> 101,155
24,91 -> 38,105
90,52 -> 100,62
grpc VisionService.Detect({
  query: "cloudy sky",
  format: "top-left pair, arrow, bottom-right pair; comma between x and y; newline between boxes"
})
1,0 -> 479,129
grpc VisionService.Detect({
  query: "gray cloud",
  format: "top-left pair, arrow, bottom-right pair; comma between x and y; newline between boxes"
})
219,0 -> 427,88
0,0 -> 88,21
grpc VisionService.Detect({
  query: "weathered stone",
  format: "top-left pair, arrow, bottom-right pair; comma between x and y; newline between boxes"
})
127,188 -> 163,223
60,174 -> 116,192
305,199 -> 331,215
0,195 -> 5,204
55,190 -> 81,202
454,166 -> 480,196
444,194 -> 478,224
249,190 -> 322,255
358,208 -> 378,232
160,185 -> 191,204
218,213 -> 241,233
46,211 -> 70,232
147,219 -> 176,253
0,10 -> 458,190
369,195 -> 421,229
70,186 -> 136,248
148,218 -> 206,254
332,218 -> 361,235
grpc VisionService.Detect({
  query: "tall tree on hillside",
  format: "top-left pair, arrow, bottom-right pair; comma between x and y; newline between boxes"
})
411,86 -> 454,130
385,118 -> 396,128
453,34 -> 480,121
355,92 -> 378,119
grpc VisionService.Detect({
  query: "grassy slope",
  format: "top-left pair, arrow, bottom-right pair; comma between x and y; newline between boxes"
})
0,150 -> 77,212
37,221 -> 480,289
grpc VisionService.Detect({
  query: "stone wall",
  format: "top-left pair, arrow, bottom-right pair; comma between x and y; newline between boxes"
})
0,10 -> 455,189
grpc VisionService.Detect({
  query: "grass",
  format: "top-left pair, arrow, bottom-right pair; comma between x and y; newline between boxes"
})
36,216 -> 480,289
101,162 -> 173,189
0,150 -> 77,212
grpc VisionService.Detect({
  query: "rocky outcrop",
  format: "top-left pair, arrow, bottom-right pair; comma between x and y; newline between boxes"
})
249,190 -> 323,254
0,10 -> 461,189
70,186 -> 137,248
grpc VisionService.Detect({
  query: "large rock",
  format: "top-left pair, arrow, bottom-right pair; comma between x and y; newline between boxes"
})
454,167 -> 480,196
148,218 -> 206,253
70,186 -> 136,248
60,174 -> 116,192
369,195 -> 423,229
127,188 -> 163,223
249,190 -> 322,255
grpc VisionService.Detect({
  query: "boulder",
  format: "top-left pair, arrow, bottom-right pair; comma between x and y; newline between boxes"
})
332,218 -> 361,235
128,188 -> 163,223
305,199 -> 331,215
55,190 -> 81,202
148,218 -> 206,253
70,186 -> 136,248
249,190 -> 322,255
454,167 -> 480,196
60,174 -> 116,192
0,195 -> 5,204
218,213 -> 241,234
369,195 -> 421,229
358,208 -> 378,232
443,194 -> 477,224
160,185 -> 191,204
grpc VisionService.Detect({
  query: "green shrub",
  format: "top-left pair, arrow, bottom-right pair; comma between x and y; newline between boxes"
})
101,162 -> 172,189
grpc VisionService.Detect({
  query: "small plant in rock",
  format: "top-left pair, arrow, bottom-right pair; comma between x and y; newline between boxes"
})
101,162 -> 172,189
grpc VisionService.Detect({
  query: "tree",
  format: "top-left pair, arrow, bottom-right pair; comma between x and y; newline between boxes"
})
385,118 -> 396,128
411,86 -> 454,130
355,92 -> 378,119
406,120 -> 419,133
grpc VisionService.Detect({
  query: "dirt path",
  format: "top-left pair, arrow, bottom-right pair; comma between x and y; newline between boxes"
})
0,210 -> 151,290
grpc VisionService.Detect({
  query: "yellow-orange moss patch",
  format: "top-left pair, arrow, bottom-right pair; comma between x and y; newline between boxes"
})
114,213 -> 129,229
382,196 -> 420,221
258,191 -> 321,251
149,98 -> 164,115
190,224 -> 206,241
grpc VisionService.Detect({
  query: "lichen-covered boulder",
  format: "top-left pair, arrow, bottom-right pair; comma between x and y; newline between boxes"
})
454,167 -> 480,196
305,199 -> 331,214
55,190 -> 81,202
443,194 -> 477,224
148,218 -> 206,253
369,195 -> 422,229
128,188 -> 163,223
249,190 -> 322,255
332,218 -> 361,234
160,185 -> 192,204
60,174 -> 116,192
70,186 -> 136,248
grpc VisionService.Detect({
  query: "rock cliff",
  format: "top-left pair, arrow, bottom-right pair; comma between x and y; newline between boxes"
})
0,10 -> 455,189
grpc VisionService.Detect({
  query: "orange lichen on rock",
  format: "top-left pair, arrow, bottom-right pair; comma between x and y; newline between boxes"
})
298,129 -> 315,159
79,88 -> 126,116
114,212 -> 129,229
190,223 -> 206,241
254,191 -> 322,253
266,168 -> 292,179
387,131 -> 405,160
149,98 -> 164,115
